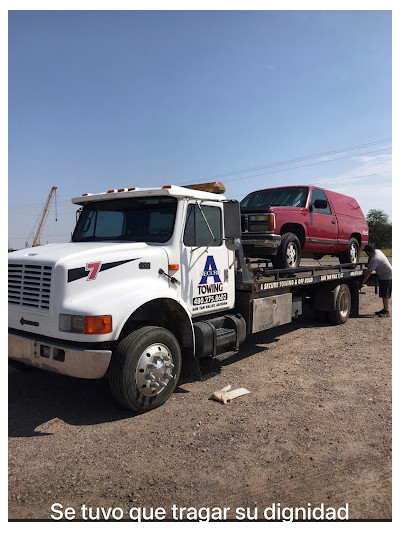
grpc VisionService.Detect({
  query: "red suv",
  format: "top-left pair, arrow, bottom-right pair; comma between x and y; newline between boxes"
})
240,186 -> 368,269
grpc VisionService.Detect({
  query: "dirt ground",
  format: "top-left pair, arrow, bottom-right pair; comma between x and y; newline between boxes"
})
8,285 -> 391,521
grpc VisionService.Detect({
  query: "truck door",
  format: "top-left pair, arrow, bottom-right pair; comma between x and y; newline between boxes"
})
308,188 -> 338,251
180,201 -> 235,317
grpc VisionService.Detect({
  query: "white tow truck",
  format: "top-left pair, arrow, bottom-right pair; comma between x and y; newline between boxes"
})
8,182 -> 364,412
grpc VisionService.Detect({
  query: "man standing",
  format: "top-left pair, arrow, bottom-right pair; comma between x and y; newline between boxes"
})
360,244 -> 392,317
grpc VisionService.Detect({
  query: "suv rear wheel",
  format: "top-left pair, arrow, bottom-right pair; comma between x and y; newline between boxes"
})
271,232 -> 301,269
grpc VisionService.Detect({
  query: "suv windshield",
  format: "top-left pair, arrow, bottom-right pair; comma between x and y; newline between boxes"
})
241,187 -> 309,208
72,197 -> 177,243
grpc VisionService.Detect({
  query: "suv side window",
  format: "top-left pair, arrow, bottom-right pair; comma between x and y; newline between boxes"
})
311,189 -> 331,214
183,204 -> 222,247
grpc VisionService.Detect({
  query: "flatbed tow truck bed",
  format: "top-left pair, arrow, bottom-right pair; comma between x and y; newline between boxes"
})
233,258 -> 365,335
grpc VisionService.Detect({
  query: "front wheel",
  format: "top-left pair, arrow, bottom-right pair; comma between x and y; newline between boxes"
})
339,238 -> 359,264
272,232 -> 301,269
108,326 -> 182,412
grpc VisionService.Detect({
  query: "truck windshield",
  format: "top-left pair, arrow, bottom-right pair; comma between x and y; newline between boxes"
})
72,197 -> 177,243
241,187 -> 309,208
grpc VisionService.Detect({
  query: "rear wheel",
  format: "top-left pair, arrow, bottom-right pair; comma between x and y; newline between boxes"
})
272,232 -> 301,269
108,326 -> 182,412
339,238 -> 359,264
328,284 -> 351,324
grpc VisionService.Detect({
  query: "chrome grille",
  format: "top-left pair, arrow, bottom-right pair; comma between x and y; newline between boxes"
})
8,263 -> 52,310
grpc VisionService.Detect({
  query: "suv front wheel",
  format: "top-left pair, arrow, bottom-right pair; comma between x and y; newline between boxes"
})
271,232 -> 301,269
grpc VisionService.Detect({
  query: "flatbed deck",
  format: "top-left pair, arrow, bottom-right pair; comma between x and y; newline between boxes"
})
235,261 -> 365,293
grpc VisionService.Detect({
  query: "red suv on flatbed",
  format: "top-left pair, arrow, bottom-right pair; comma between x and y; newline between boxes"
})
240,185 -> 369,269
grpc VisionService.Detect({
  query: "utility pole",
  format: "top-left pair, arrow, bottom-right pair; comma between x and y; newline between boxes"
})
32,187 -> 58,247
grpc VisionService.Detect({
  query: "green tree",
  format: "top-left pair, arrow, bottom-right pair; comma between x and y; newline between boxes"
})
366,209 -> 392,249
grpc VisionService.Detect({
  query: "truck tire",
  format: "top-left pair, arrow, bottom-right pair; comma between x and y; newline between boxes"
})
327,284 -> 351,324
339,238 -> 359,264
272,233 -> 301,269
108,326 -> 181,412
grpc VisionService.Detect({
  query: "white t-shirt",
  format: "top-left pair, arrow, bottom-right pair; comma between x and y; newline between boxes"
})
367,250 -> 392,280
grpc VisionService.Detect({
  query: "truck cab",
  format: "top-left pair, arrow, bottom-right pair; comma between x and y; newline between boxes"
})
9,183 -> 244,411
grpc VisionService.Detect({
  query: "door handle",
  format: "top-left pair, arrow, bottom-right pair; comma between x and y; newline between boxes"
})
331,220 -> 336,224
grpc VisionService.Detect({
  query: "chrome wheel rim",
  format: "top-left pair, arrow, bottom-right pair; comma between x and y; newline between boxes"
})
349,243 -> 358,263
286,243 -> 297,267
339,291 -> 350,318
135,343 -> 175,397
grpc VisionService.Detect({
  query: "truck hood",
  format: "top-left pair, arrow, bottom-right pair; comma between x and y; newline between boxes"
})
242,206 -> 307,214
8,242 -> 163,265
8,241 -> 171,340
268,206 -> 308,214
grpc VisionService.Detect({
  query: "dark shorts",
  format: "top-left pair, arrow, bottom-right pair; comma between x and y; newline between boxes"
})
379,279 -> 392,299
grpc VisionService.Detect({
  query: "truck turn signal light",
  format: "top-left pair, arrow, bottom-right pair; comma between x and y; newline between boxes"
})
85,315 -> 113,335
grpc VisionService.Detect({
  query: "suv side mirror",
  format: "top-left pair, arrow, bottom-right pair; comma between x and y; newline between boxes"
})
313,199 -> 328,209
223,200 -> 241,251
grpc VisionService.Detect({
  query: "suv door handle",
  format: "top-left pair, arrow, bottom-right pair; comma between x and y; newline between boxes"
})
331,220 -> 336,224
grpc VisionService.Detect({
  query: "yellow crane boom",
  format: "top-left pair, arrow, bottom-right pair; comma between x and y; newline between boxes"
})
32,187 -> 58,247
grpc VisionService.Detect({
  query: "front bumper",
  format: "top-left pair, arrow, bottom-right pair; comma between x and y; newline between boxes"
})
8,331 -> 112,379
241,233 -> 282,251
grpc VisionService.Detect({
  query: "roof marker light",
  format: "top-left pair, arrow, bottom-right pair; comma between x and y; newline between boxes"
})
184,182 -> 226,194
163,185 -> 172,189
127,187 -> 136,191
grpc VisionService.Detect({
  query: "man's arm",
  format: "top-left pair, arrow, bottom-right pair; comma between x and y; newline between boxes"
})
360,270 -> 372,288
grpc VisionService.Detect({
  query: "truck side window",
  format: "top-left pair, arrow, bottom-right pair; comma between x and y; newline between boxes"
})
183,204 -> 222,247
311,189 -> 331,214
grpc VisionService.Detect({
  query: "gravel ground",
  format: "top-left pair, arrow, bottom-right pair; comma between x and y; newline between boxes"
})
8,285 -> 391,521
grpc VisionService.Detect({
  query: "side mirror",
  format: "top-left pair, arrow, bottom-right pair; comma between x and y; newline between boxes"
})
223,200 -> 241,251
223,200 -> 241,238
226,237 -> 241,251
76,207 -> 83,223
313,199 -> 328,209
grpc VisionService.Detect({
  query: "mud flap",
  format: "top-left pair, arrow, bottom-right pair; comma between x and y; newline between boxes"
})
349,281 -> 360,317
312,285 -> 340,313
180,352 -> 202,382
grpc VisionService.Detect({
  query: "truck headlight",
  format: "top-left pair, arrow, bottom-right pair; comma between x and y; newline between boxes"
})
59,314 -> 112,334
248,214 -> 275,233
59,314 -> 85,333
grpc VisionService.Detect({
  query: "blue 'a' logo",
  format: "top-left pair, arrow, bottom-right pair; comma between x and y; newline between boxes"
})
199,255 -> 221,284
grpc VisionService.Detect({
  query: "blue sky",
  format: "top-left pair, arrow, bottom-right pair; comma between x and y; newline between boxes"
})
8,10 -> 392,248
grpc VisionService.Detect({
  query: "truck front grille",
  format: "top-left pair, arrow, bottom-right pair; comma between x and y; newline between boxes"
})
8,263 -> 52,310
